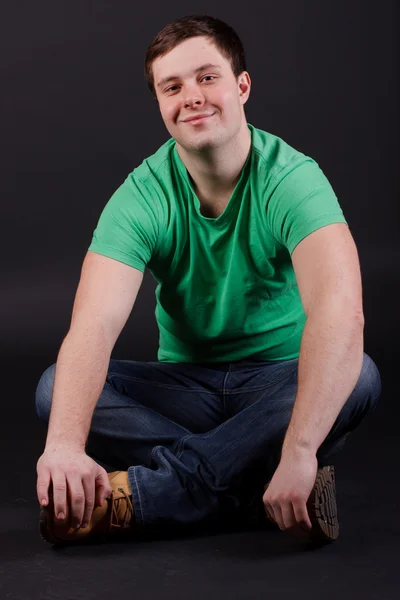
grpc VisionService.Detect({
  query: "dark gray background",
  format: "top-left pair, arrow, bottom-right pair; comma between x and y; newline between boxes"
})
1,1 -> 399,598
2,0 -> 398,368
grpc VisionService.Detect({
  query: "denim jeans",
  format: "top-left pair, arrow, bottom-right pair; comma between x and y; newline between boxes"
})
35,352 -> 382,533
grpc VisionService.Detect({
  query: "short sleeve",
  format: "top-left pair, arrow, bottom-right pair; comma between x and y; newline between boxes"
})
88,174 -> 160,272
266,158 -> 348,256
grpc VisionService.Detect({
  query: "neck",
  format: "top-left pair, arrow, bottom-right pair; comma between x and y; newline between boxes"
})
176,119 -> 251,203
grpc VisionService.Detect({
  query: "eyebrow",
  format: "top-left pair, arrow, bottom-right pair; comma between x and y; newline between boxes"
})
156,63 -> 222,89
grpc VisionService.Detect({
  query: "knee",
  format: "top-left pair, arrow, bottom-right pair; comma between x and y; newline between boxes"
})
352,352 -> 382,416
35,363 -> 56,422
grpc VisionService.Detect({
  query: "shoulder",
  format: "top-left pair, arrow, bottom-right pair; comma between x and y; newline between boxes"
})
128,136 -> 176,189
105,139 -> 175,218
248,123 -> 316,184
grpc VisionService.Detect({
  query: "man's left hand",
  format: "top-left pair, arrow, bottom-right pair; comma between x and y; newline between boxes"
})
263,448 -> 318,532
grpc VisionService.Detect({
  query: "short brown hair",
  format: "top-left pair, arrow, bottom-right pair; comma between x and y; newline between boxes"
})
144,15 -> 247,98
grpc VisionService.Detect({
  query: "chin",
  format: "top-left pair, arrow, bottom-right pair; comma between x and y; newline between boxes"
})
189,138 -> 216,152
175,132 -> 212,150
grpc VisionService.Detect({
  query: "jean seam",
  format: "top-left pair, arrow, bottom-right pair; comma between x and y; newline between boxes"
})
223,384 -> 290,393
223,363 -> 297,396
176,436 -> 192,460
221,369 -> 230,419
107,373 -> 215,393
131,466 -> 145,526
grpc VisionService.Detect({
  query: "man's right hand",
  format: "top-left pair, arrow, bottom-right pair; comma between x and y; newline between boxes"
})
36,446 -> 113,530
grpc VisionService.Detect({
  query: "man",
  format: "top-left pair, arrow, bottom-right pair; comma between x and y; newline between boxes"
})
35,14 -> 381,546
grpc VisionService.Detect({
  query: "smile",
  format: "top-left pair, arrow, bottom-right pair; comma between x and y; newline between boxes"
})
184,114 -> 214,125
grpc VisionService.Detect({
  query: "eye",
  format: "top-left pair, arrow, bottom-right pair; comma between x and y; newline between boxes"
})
165,75 -> 216,94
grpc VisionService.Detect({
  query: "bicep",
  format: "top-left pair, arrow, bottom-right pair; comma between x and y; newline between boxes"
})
70,250 -> 144,350
291,223 -> 364,317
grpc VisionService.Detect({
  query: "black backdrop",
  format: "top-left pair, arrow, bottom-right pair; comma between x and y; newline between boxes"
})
0,1 -> 399,597
2,1 -> 398,369
2,1 -> 398,374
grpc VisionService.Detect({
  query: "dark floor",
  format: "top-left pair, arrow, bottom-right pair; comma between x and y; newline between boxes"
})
1,352 -> 399,600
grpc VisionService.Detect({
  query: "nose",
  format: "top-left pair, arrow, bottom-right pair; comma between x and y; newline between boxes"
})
183,84 -> 205,109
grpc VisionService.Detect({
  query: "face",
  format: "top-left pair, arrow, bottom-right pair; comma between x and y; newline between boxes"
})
152,36 -> 251,152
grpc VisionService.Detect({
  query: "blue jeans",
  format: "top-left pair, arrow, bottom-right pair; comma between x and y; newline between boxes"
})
35,352 -> 382,533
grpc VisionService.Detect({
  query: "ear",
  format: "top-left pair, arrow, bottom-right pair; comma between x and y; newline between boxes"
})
238,71 -> 251,103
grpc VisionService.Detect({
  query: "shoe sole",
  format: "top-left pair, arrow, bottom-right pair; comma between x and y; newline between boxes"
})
263,465 -> 339,543
307,465 -> 339,543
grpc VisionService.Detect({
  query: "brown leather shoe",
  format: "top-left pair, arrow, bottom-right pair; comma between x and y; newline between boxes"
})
264,465 -> 339,543
40,471 -> 135,545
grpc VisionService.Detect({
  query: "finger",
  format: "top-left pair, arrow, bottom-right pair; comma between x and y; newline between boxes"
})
264,503 -> 276,523
293,499 -> 312,530
271,502 -> 285,530
81,474 -> 96,528
52,473 -> 68,520
66,474 -> 86,529
281,501 -> 296,530
95,471 -> 112,508
37,468 -> 50,507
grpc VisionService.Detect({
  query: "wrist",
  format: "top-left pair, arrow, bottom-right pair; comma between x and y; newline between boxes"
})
281,440 -> 317,460
45,438 -> 86,452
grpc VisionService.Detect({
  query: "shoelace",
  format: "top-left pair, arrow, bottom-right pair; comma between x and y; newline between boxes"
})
110,487 -> 134,530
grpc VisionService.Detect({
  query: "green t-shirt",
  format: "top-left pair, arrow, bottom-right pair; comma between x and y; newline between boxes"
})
88,123 -> 348,363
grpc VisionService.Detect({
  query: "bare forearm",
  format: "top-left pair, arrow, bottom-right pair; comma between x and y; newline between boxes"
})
282,307 -> 364,457
46,328 -> 111,451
